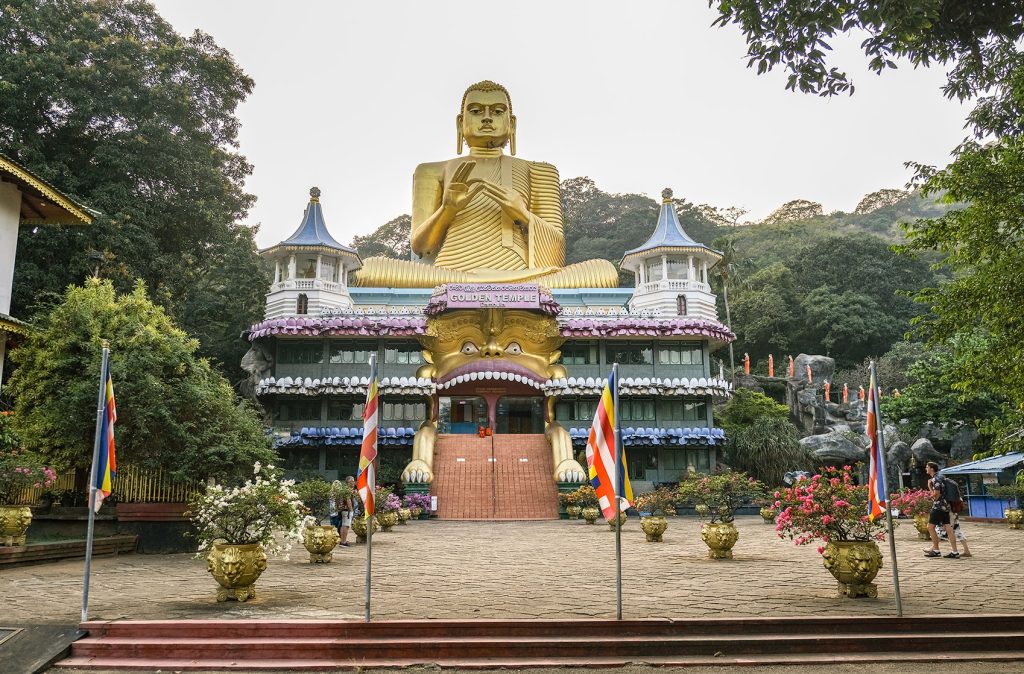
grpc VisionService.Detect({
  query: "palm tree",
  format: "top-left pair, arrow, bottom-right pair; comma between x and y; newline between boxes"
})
712,237 -> 752,385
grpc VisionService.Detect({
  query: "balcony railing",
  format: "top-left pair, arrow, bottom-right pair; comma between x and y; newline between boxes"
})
271,279 -> 341,293
639,279 -> 710,293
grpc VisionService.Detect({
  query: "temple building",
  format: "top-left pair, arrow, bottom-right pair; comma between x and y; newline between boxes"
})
0,153 -> 93,389
243,81 -> 734,519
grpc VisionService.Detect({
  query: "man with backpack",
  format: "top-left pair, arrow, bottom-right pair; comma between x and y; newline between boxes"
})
924,461 -> 961,559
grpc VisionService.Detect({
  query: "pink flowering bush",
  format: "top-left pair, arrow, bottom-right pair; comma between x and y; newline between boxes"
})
0,446 -> 58,505
889,489 -> 933,519
775,465 -> 887,553
375,485 -> 402,513
403,493 -> 431,511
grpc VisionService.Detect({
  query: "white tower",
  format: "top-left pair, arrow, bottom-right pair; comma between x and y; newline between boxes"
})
620,188 -> 722,320
260,187 -> 362,319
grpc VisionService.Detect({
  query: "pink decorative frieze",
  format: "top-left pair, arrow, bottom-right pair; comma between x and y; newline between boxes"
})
557,316 -> 735,343
247,314 -> 427,340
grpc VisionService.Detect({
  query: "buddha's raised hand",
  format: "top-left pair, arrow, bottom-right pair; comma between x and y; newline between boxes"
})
442,161 -> 482,213
469,179 -> 531,225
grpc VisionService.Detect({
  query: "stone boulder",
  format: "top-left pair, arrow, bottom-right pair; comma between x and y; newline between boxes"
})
911,437 -> 945,463
794,354 -> 835,385
799,432 -> 866,465
887,441 -> 911,471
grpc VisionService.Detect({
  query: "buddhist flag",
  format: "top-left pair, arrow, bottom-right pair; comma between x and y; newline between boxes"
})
585,370 -> 634,522
356,376 -> 379,520
866,369 -> 886,522
93,361 -> 117,513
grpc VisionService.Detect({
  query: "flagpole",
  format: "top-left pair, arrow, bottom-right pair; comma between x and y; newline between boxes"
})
364,352 -> 377,623
81,342 -> 110,623
612,362 -> 623,621
870,360 -> 902,617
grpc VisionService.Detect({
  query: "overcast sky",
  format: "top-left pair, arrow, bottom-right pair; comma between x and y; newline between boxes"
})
152,0 -> 969,249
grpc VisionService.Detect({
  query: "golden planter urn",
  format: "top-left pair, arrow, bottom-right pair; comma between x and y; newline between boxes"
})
206,542 -> 267,602
701,522 -> 739,559
409,506 -> 423,520
822,540 -> 883,598
0,505 -> 32,546
302,524 -> 340,563
1006,508 -> 1023,530
913,514 -> 931,539
566,505 -> 582,520
582,507 -> 599,524
607,512 -> 627,530
641,515 -> 667,542
351,515 -> 378,543
376,510 -> 399,532
397,508 -> 412,525
759,507 -> 777,525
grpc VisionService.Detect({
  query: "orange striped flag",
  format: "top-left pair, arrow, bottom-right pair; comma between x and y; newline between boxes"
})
356,376 -> 378,519
584,370 -> 634,522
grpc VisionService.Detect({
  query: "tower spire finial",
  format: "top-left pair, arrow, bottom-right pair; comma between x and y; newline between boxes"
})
661,187 -> 673,203
309,186 -> 321,202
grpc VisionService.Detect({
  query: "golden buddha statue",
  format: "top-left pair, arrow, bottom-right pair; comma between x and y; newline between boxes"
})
354,81 -> 618,288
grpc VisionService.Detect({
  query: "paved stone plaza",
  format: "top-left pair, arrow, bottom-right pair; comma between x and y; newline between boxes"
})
4,517 -> 1022,623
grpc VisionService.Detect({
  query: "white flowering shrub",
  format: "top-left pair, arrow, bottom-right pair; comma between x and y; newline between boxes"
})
188,461 -> 311,557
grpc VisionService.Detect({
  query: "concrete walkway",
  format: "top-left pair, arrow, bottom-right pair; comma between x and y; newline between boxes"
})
3,517 -> 1021,623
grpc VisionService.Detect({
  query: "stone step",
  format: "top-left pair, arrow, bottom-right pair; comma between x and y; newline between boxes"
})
66,632 -> 1024,660
74,614 -> 1024,638
432,434 -> 558,520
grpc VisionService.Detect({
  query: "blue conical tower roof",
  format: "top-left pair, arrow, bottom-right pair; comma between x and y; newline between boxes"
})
620,188 -> 720,271
277,187 -> 356,252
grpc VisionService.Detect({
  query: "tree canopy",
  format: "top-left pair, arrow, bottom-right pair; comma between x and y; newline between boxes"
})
0,0 -> 266,379
6,279 -> 274,482
710,0 -> 1024,452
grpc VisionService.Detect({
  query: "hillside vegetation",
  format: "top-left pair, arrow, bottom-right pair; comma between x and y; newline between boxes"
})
351,178 -> 955,370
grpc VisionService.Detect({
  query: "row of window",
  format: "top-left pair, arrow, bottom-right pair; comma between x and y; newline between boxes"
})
559,342 -> 703,366
279,340 -> 702,368
554,399 -> 708,422
277,342 -> 423,366
276,400 -> 426,422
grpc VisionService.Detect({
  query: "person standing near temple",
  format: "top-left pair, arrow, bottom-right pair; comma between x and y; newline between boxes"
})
924,461 -> 960,559
338,475 -> 355,547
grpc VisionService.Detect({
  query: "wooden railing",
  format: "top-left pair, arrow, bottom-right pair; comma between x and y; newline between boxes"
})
9,465 -> 201,505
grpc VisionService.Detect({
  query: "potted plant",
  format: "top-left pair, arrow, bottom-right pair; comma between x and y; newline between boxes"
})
402,493 -> 428,520
188,462 -> 306,601
987,473 -> 1024,529
678,471 -> 763,559
294,478 -> 340,563
560,491 -> 582,519
889,489 -> 933,539
0,445 -> 57,546
375,486 -> 401,532
573,485 -> 600,524
635,487 -> 676,542
775,465 -> 887,598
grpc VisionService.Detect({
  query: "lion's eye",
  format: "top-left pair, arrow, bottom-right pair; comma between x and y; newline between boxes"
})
506,341 -> 522,355
460,342 -> 479,355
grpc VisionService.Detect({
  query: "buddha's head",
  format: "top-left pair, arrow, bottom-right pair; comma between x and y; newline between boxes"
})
418,308 -> 565,387
457,80 -> 516,155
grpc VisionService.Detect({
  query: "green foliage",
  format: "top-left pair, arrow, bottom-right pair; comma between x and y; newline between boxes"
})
0,0 -> 265,380
634,487 -> 677,516
6,279 -> 274,481
725,417 -> 810,488
880,339 -> 1002,442
834,341 -> 927,394
985,482 -> 1024,505
677,471 -> 764,524
293,478 -> 334,524
0,446 -> 58,504
718,389 -> 790,429
352,215 -> 412,260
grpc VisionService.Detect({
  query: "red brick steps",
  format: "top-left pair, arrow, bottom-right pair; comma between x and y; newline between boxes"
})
56,615 -> 1024,670
431,434 -> 559,520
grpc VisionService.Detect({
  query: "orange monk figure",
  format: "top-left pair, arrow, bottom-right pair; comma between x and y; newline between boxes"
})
768,354 -> 774,377
743,352 -> 750,375
806,365 -> 813,384
824,380 -> 831,402
858,385 -> 865,401
788,355 -> 795,379
843,383 -> 849,404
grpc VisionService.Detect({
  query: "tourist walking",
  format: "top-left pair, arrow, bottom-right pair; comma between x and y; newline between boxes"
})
338,475 -> 355,547
938,511 -> 973,557
924,461 -> 960,558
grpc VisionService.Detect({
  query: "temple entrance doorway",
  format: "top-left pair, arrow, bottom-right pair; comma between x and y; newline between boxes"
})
438,396 -> 488,434
496,396 -> 544,434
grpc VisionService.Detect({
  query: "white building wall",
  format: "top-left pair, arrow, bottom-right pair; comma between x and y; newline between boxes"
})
0,180 -> 22,315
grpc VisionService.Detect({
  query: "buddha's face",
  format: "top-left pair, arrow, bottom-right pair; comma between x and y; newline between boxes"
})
418,309 -> 565,388
460,89 -> 513,150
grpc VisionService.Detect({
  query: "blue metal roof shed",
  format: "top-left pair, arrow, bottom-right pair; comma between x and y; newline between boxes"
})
939,453 -> 1024,475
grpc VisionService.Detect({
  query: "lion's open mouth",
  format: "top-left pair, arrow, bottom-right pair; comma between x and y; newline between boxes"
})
436,360 -> 546,389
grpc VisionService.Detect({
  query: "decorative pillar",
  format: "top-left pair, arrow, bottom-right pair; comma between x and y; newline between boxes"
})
316,254 -> 322,280
687,255 -> 695,281
661,255 -> 668,281
274,260 -> 281,284
288,254 -> 296,280
639,263 -> 646,285
702,260 -> 708,284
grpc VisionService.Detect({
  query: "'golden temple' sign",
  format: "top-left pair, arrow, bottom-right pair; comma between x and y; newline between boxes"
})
445,283 -> 540,309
